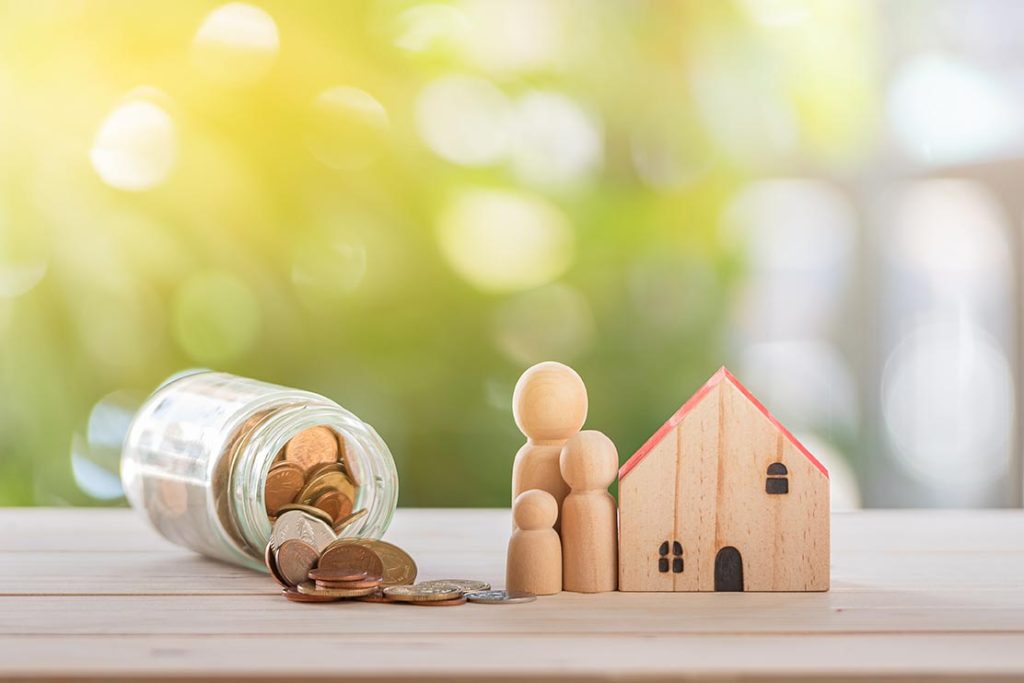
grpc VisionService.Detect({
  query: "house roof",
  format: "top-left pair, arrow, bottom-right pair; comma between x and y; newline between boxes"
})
618,367 -> 829,481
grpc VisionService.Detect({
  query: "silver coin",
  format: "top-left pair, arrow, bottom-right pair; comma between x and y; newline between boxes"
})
418,579 -> 491,593
270,510 -> 336,553
465,590 -> 536,604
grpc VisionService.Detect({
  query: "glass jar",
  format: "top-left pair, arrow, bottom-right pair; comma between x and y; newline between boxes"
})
120,370 -> 399,571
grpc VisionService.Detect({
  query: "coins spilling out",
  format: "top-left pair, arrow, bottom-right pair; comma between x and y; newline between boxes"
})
265,425 -> 360,533
265,508 -> 527,607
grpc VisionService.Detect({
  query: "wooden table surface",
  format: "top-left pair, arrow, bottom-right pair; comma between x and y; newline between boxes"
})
3,508 -> 1024,682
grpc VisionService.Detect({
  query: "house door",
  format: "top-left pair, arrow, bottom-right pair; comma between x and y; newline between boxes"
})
714,546 -> 743,592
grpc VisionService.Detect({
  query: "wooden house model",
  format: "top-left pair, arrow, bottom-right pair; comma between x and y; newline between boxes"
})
617,368 -> 829,592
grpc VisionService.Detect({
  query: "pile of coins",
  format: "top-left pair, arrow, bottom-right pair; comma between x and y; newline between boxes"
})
265,507 -> 535,606
265,425 -> 359,531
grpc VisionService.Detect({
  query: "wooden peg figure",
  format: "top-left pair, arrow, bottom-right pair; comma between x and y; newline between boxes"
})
507,489 -> 562,595
511,362 -> 588,532
560,430 -> 619,593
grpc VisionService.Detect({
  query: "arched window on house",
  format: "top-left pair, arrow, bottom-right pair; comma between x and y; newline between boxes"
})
766,462 -> 789,494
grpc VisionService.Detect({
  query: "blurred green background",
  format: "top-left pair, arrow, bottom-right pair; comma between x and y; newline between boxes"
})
3,1 -> 1018,508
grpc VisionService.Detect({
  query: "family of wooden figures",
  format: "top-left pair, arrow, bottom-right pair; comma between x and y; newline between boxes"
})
505,360 -> 831,595
507,361 -> 618,594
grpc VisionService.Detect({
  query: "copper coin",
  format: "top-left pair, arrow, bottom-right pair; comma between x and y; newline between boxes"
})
410,595 -> 467,607
282,587 -> 339,603
347,539 -> 417,586
284,426 -> 339,471
296,581 -> 378,598
319,541 -> 384,579
308,567 -> 368,583
333,508 -> 368,534
264,542 -> 289,588
264,463 -> 306,517
313,489 -> 353,524
316,577 -> 382,591
276,539 -> 320,587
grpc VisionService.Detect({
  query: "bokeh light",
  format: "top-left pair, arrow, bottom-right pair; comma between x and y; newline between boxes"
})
437,188 -> 573,293
307,86 -> 389,171
882,319 -> 1013,491
172,271 -> 261,364
888,54 -> 1021,165
511,91 -> 602,188
415,75 -> 513,166
493,283 -> 595,365
456,0 -> 561,74
191,2 -> 279,85
90,95 -> 177,191
393,3 -> 469,54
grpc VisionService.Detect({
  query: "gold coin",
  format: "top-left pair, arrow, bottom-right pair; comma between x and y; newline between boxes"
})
418,579 -> 491,593
284,426 -> 339,471
333,508 -> 368,534
276,539 -> 320,587
296,581 -> 378,598
349,539 -> 417,586
298,470 -> 355,508
264,463 -> 306,517
410,595 -> 467,607
383,584 -> 461,602
272,503 -> 334,528
282,587 -> 339,603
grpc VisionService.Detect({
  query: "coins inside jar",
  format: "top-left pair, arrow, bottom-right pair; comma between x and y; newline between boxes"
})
264,425 -> 359,529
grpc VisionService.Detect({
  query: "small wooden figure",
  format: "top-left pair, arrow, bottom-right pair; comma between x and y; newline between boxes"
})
560,430 -> 618,593
507,489 -> 562,595
618,367 -> 830,592
511,361 -> 588,532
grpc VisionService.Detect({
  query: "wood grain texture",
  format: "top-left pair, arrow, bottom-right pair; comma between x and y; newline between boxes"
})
1,508 -> 1024,682
619,374 -> 829,592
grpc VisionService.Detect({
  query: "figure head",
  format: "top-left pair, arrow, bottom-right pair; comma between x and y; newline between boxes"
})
512,489 -> 558,531
512,361 -> 588,441
559,430 -> 618,491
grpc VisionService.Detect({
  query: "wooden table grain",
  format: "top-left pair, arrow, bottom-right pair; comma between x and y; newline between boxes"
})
2,508 -> 1024,682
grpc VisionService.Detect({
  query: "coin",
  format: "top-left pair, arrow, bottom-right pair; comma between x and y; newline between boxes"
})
298,470 -> 355,509
348,539 -> 417,586
284,426 -> 339,471
410,595 -> 467,607
264,463 -> 306,517
319,541 -> 384,579
333,508 -> 368,534
312,489 -> 352,524
296,581 -> 378,598
316,577 -> 382,591
336,433 -> 360,486
383,584 -> 462,602
282,587 -> 339,603
464,590 -> 537,604
270,510 -> 336,553
307,568 -> 368,583
418,579 -> 491,593
276,539 -> 320,587
273,503 -> 334,527
355,589 -> 392,603
264,541 -> 289,588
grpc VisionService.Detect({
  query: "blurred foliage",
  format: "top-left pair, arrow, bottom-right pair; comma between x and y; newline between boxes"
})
0,1 -> 875,506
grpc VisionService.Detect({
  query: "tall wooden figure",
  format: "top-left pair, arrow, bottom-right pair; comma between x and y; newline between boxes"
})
560,430 -> 618,593
511,362 -> 588,532
507,489 -> 562,595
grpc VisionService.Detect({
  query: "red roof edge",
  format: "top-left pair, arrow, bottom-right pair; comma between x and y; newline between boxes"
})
618,366 -> 829,481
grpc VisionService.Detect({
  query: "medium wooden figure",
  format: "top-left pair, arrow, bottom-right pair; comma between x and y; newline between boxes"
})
560,430 -> 618,593
618,367 -> 829,592
507,489 -> 562,595
511,361 -> 588,532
